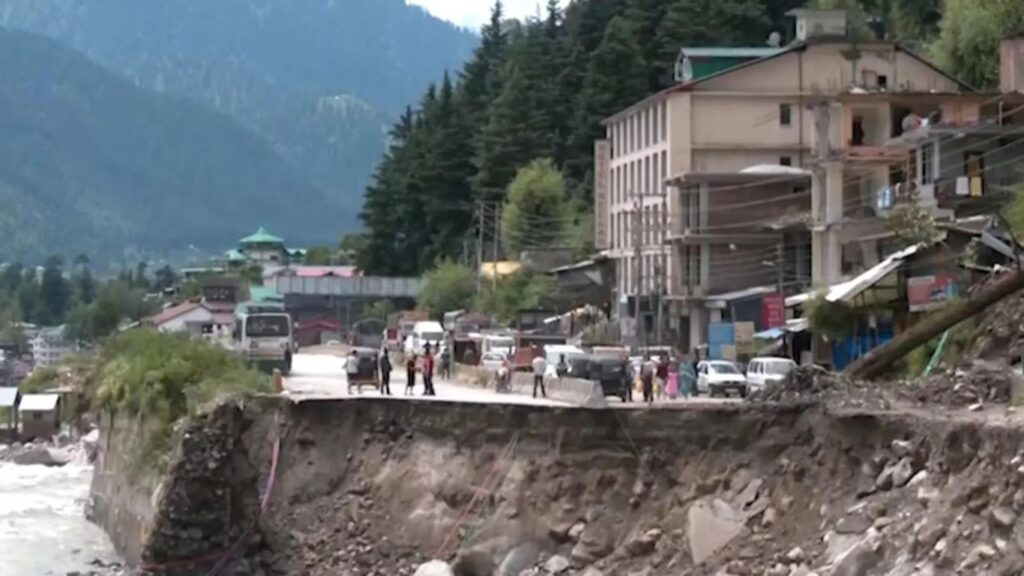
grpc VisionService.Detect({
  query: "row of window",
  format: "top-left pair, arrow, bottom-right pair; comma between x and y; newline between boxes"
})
618,254 -> 668,295
610,206 -> 667,250
611,150 -> 669,205
609,101 -> 669,158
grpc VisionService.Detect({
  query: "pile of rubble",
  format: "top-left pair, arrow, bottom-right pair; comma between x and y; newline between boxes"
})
747,365 -> 892,411
965,287 -> 1024,363
897,359 -> 1020,409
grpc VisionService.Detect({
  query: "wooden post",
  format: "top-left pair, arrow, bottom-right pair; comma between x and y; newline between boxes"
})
845,270 -> 1024,379
272,369 -> 284,394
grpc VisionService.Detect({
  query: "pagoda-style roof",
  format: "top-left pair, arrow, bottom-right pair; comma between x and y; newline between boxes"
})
239,226 -> 284,245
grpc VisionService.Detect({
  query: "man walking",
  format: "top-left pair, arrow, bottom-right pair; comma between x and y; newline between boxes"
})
405,353 -> 417,396
423,343 -> 436,396
531,349 -> 547,399
346,350 -> 361,395
641,355 -> 656,404
378,349 -> 392,396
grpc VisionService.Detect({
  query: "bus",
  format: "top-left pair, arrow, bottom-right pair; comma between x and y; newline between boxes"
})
234,312 -> 294,374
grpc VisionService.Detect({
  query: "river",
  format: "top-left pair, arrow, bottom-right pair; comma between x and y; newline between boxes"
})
0,460 -> 122,576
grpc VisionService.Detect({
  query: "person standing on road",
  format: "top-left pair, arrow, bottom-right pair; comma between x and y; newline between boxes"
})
641,355 -> 656,404
423,343 -> 436,396
405,353 -> 417,396
378,349 -> 392,396
531,349 -> 547,398
440,346 -> 452,379
556,354 -> 569,378
346,350 -> 361,395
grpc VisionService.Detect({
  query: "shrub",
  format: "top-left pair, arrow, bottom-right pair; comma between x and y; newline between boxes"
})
91,329 -> 271,470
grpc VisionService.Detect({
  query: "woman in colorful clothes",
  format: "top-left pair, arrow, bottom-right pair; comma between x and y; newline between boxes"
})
678,356 -> 698,399
666,358 -> 680,399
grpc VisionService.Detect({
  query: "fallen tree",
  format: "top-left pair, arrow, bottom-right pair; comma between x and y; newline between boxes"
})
844,269 -> 1024,379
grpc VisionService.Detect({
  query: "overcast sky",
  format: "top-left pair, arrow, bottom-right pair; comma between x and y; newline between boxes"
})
407,0 -> 567,30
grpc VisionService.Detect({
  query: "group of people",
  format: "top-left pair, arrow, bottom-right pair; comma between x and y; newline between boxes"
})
345,344 -> 444,396
635,354 -> 700,404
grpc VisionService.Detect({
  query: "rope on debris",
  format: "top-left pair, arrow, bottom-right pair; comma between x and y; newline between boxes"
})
434,430 -> 520,560
139,414 -> 283,575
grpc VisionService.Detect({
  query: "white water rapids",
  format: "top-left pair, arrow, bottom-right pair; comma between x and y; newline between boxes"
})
0,459 -> 120,575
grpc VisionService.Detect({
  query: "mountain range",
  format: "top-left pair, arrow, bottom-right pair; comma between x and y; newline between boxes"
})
0,0 -> 477,262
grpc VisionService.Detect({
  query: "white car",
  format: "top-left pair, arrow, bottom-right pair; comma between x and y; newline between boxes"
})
481,351 -> 507,372
696,360 -> 749,397
746,357 -> 797,392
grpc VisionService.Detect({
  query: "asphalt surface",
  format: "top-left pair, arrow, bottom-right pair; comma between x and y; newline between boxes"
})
285,353 -> 741,410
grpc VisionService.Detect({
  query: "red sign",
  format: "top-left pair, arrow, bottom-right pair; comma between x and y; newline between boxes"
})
762,293 -> 785,329
908,274 -> 959,312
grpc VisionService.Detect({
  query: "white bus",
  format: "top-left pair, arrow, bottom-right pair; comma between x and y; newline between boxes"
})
234,312 -> 294,374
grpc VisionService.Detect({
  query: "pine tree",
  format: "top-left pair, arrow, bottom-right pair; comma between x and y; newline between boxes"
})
624,0 -> 670,91
567,15 -> 648,204
420,72 -> 476,268
359,108 -> 414,274
459,1 -> 509,131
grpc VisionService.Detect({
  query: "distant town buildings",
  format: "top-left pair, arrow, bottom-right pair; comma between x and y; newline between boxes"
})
29,325 -> 75,368
595,8 -> 1024,354
224,227 -> 307,267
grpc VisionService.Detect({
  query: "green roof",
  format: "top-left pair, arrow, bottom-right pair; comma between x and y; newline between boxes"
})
679,47 -> 785,82
225,249 -> 246,262
249,286 -> 282,303
239,226 -> 284,245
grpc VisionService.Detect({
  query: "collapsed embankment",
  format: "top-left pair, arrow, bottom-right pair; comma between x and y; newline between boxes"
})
90,396 -> 1024,576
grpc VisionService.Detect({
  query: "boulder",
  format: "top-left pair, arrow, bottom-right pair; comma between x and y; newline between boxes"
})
687,498 -> 747,565
11,446 -> 68,467
891,458 -> 915,488
543,555 -> 570,574
625,528 -> 662,556
414,560 -> 454,576
568,521 -> 587,542
570,525 -> 613,564
497,543 -> 543,576
993,507 -> 1018,530
452,549 -> 496,576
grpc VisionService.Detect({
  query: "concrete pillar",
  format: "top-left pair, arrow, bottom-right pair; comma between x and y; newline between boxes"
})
699,182 -> 710,291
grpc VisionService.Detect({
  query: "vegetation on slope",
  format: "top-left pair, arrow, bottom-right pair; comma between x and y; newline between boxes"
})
0,27 -> 338,263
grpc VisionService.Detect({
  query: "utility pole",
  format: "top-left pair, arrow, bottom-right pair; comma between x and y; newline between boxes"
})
776,242 -> 785,294
492,202 -> 501,294
476,202 -> 484,297
633,194 -> 643,347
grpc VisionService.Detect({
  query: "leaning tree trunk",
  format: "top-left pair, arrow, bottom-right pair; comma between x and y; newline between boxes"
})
844,270 -> 1024,380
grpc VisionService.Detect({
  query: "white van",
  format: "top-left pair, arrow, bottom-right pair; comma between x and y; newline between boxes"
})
543,344 -> 586,378
746,357 -> 797,392
405,320 -> 445,355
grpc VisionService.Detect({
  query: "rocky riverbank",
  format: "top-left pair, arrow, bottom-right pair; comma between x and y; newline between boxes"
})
84,393 -> 1024,575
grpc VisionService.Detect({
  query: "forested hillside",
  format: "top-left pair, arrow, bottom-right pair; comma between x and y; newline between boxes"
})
0,0 -> 478,228
359,0 -> 1023,276
0,28 -> 337,263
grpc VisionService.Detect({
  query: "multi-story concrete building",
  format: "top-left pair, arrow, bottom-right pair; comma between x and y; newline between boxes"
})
595,9 -> 1023,350
30,325 -> 74,369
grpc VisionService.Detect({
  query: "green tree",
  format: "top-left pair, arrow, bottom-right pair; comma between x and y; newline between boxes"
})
304,245 -> 335,265
567,16 -> 649,202
460,1 -> 510,131
39,255 -> 70,325
418,260 -> 478,316
154,265 -> 179,291
134,261 -> 150,290
359,108 -> 415,274
76,267 -> 97,305
478,270 -> 557,324
931,0 -> 1024,89
17,269 -> 38,324
502,159 -> 573,255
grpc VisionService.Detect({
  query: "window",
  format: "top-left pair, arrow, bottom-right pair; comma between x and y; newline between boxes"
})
780,103 -> 792,126
878,75 -> 888,90
780,156 -> 792,166
921,142 -> 935,184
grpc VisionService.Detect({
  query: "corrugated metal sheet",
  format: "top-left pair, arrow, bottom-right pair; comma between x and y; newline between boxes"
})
274,276 -> 420,298
19,393 -> 59,412
0,388 -> 18,408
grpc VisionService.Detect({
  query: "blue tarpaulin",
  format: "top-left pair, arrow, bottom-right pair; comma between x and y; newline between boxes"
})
754,327 -> 786,340
708,323 -> 735,360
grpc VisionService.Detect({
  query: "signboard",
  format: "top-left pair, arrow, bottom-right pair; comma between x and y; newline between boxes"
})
761,293 -> 785,329
593,140 -> 611,249
708,323 -> 735,360
734,321 -> 756,358
907,274 -> 959,312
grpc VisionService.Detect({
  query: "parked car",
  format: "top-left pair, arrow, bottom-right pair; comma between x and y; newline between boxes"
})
745,357 -> 797,392
696,360 -> 748,397
481,351 -> 507,372
584,355 -> 632,402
